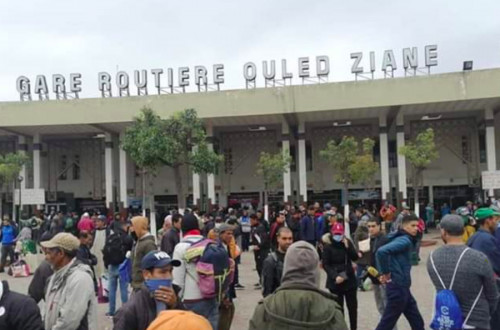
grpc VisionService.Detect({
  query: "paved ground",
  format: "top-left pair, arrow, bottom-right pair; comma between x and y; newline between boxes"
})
1,230 -> 443,330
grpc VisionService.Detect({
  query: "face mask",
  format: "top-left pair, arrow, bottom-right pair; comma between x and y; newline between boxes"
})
332,234 -> 343,242
215,223 -> 222,229
130,231 -> 138,241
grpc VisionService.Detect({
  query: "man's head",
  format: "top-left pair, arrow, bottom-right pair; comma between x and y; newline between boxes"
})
475,208 -> 500,233
41,233 -> 80,270
180,214 -> 199,234
402,204 -> 411,214
313,202 -> 320,211
277,211 -> 286,224
141,250 -> 181,281
440,215 -> 465,243
218,224 -> 234,245
79,231 -> 93,247
401,214 -> 419,237
250,214 -> 259,226
2,217 -> 11,226
96,215 -> 106,229
131,216 -> 149,238
366,218 -> 381,237
256,210 -> 263,219
172,214 -> 182,230
355,207 -> 363,217
163,215 -> 173,230
276,227 -> 293,253
324,203 -> 332,212
307,205 -> 315,216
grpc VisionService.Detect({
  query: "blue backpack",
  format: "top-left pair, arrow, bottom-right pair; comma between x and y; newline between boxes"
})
429,248 -> 483,330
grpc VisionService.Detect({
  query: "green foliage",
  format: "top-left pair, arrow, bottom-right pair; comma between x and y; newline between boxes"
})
349,139 -> 379,190
256,151 -> 291,192
121,107 -> 222,173
319,136 -> 378,188
0,153 -> 29,186
399,128 -> 438,172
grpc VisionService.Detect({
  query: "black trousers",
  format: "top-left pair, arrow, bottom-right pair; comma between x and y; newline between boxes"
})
330,287 -> 358,330
0,245 -> 15,266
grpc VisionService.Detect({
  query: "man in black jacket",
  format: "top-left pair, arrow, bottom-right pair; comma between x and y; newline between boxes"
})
113,250 -> 183,330
262,227 -> 293,297
160,214 -> 182,256
250,214 -> 270,288
0,280 -> 44,330
77,230 -> 98,293
28,232 -> 54,303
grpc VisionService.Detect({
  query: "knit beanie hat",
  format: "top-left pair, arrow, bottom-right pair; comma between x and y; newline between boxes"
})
181,214 -> 199,233
146,310 -> 212,330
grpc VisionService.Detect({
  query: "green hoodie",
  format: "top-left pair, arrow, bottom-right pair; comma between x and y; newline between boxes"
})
249,241 -> 347,330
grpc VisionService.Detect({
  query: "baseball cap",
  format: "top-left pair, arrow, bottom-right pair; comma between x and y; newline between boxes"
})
141,250 -> 181,270
331,223 -> 344,235
402,203 -> 411,210
40,232 -> 80,251
324,203 -> 332,211
474,208 -> 500,221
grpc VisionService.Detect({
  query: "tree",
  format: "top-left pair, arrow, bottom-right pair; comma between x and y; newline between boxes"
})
399,128 -> 438,217
255,151 -> 291,220
320,137 -> 378,237
121,107 -> 222,213
0,153 -> 29,221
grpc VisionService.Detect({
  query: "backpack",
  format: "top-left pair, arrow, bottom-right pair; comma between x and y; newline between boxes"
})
103,232 -> 127,266
429,248 -> 483,330
185,238 -> 234,303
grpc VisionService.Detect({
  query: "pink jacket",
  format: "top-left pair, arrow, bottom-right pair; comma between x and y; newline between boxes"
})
78,216 -> 95,232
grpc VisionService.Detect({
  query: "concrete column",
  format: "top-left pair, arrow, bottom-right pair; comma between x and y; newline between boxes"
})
396,115 -> 407,201
193,173 -> 201,207
379,116 -> 391,201
298,122 -> 308,202
105,133 -> 114,209
119,133 -> 128,208
485,108 -> 497,197
282,122 -> 292,202
33,134 -> 43,209
18,136 -> 27,189
429,185 -> 434,204
206,125 -> 215,207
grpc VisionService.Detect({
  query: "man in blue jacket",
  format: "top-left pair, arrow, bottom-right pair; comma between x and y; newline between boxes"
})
375,214 -> 424,330
300,205 -> 317,246
0,217 -> 17,272
467,207 -> 500,328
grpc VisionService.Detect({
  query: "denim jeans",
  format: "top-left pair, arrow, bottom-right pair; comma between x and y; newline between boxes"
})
184,298 -> 219,330
375,283 -> 424,330
108,264 -> 129,315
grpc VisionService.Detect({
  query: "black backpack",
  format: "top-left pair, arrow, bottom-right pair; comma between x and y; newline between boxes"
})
103,232 -> 126,266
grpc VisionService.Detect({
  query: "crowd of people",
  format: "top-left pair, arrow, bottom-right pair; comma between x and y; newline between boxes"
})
0,198 -> 499,329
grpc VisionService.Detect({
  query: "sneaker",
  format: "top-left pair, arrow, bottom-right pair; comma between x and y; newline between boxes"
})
254,284 -> 262,290
235,283 -> 245,290
254,283 -> 261,287
105,312 -> 114,318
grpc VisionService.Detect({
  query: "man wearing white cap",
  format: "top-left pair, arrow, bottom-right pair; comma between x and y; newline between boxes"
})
42,232 -> 98,330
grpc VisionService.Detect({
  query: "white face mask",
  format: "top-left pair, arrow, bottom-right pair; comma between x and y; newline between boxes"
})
332,234 -> 343,242
215,223 -> 222,229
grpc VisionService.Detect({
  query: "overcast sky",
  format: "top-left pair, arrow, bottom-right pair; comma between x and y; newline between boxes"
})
1,0 -> 499,101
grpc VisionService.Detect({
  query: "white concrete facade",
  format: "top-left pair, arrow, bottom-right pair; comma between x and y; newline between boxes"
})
1,68 -> 500,212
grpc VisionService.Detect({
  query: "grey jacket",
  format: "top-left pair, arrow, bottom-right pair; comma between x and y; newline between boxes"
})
44,258 -> 98,330
427,245 -> 499,330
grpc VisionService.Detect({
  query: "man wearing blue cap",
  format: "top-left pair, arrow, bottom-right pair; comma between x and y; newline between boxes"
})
113,250 -> 183,330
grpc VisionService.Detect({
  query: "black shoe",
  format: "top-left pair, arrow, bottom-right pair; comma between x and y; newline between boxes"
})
235,283 -> 245,290
254,284 -> 262,290
254,283 -> 261,287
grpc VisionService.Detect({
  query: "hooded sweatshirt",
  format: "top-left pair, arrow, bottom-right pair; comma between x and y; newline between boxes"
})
249,241 -> 348,330
44,258 -> 98,330
0,280 -> 43,330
